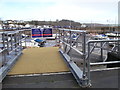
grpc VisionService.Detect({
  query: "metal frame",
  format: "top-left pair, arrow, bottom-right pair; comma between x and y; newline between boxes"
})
1,28 -> 119,87
0,30 -> 27,82
87,39 -> 120,64
57,28 -> 120,88
57,28 -> 90,87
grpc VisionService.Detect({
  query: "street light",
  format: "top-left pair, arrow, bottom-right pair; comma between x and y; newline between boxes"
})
107,19 -> 111,33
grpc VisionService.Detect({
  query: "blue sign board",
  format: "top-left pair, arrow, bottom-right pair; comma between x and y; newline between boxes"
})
43,28 -> 52,37
31,28 -> 52,38
32,29 -> 42,38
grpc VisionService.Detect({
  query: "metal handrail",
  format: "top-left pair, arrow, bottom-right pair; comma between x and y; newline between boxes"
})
58,28 -> 90,87
90,61 -> 120,65
59,28 -> 86,33
58,28 -> 120,87
87,39 -> 120,43
60,39 -> 84,55
0,29 -> 29,82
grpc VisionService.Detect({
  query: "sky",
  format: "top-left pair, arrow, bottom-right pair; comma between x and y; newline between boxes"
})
0,0 -> 119,24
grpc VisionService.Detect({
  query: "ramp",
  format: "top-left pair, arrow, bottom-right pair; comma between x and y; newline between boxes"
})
8,47 -> 69,75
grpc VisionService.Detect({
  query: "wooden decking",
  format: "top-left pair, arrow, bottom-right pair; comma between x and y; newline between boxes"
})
8,47 -> 69,75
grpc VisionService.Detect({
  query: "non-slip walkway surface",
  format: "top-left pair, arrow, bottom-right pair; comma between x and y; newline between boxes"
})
8,47 -> 69,75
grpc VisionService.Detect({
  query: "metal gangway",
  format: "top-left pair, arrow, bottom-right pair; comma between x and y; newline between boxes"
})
56,28 -> 120,87
0,30 -> 29,83
0,28 -> 120,88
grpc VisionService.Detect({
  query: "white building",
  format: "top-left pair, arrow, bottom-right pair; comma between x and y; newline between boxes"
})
0,24 -> 2,29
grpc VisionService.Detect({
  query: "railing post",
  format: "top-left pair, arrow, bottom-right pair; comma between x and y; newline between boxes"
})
18,31 -> 20,51
20,31 -> 22,50
118,39 -> 120,56
62,30 -> 65,53
2,33 -> 6,65
24,30 -> 27,48
82,32 -> 86,77
87,42 -> 91,86
10,34 -> 13,51
100,42 -> 103,61
59,29 -> 60,44
69,30 -> 72,61
2,33 -> 5,49
81,32 -> 91,87
55,28 -> 58,44
6,33 -> 9,55
14,33 -> 17,55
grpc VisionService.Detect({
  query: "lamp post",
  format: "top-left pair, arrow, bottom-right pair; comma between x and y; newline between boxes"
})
107,19 -> 111,33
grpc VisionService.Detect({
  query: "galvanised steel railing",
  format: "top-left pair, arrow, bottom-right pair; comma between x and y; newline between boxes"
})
57,28 -> 90,87
0,29 -> 29,83
57,28 -> 120,87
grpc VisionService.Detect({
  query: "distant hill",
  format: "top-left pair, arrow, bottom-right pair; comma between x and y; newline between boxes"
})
83,23 -> 117,27
27,19 -> 82,28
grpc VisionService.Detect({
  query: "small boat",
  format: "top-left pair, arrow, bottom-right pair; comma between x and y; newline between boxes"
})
91,34 -> 108,40
105,33 -> 120,37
